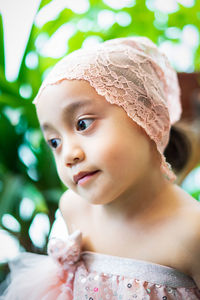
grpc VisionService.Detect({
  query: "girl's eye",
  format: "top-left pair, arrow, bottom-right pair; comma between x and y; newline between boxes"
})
76,119 -> 93,131
47,138 -> 61,149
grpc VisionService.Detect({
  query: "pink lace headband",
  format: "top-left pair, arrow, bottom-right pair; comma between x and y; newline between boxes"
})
33,36 -> 182,182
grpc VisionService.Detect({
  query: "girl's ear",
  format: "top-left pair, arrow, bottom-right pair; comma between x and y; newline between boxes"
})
164,120 -> 200,185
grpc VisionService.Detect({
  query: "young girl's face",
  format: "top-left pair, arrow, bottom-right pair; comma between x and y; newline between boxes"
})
36,79 -> 160,205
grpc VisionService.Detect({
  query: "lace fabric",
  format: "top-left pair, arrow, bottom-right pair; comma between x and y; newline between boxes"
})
33,37 -> 182,182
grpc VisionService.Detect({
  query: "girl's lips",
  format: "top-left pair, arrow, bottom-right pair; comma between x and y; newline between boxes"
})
73,170 -> 99,184
77,170 -> 100,185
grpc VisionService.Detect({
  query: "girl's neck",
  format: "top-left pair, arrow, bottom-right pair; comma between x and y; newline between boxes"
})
93,167 -> 173,225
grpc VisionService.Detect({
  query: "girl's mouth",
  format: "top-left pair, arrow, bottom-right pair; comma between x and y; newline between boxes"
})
77,170 -> 100,186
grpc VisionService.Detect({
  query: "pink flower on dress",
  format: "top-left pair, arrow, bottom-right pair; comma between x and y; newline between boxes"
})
47,230 -> 82,270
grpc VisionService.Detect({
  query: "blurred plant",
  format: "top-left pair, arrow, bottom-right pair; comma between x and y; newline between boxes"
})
0,0 -> 200,283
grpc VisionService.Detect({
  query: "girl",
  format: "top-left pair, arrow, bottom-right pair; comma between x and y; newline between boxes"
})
2,36 -> 200,299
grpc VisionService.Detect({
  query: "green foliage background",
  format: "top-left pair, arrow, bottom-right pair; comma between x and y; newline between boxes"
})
0,0 -> 200,283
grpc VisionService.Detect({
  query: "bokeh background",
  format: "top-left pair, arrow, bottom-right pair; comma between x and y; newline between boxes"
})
0,0 -> 200,285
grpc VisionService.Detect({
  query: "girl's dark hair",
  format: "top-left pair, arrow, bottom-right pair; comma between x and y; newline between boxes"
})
164,125 -> 192,174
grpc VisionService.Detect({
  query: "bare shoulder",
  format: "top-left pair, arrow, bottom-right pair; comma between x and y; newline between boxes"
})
171,184 -> 200,213
173,184 -> 200,229
172,185 -> 200,285
59,189 -> 88,233
186,207 -> 200,288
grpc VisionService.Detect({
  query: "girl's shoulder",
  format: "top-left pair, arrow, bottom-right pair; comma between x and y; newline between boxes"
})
59,189 -> 90,234
172,185 -> 200,281
172,184 -> 200,239
182,202 -> 200,288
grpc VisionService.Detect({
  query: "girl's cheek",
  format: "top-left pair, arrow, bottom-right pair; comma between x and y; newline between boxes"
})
54,160 -> 66,182
56,162 -> 73,187
57,169 -> 70,188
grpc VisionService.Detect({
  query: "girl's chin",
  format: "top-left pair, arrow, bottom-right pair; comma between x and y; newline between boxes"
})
82,194 -> 114,206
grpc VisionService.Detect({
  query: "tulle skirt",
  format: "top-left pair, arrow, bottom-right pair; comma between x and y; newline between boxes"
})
0,252 -> 73,300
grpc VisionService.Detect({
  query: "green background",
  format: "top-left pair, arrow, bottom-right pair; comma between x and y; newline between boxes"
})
0,0 -> 200,283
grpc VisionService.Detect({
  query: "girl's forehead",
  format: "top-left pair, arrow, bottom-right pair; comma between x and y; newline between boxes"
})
36,79 -> 118,120
37,79 -> 108,106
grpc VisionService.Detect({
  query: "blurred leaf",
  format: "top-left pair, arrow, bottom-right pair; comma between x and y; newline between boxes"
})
168,3 -> 200,29
0,14 -> 5,72
0,114 -> 23,172
0,173 -> 23,220
42,188 -> 63,204
33,139 -> 61,189
191,190 -> 200,201
0,262 -> 9,284
22,183 -> 48,213
41,8 -> 74,36
194,44 -> 200,70
0,69 -> 19,96
68,31 -> 87,52
0,93 -> 25,107
38,0 -> 51,11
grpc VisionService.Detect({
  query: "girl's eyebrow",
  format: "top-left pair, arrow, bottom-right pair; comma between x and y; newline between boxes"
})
62,99 -> 94,118
41,123 -> 54,132
41,99 -> 95,132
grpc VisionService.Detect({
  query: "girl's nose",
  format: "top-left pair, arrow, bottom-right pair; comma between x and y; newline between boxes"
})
63,144 -> 85,167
